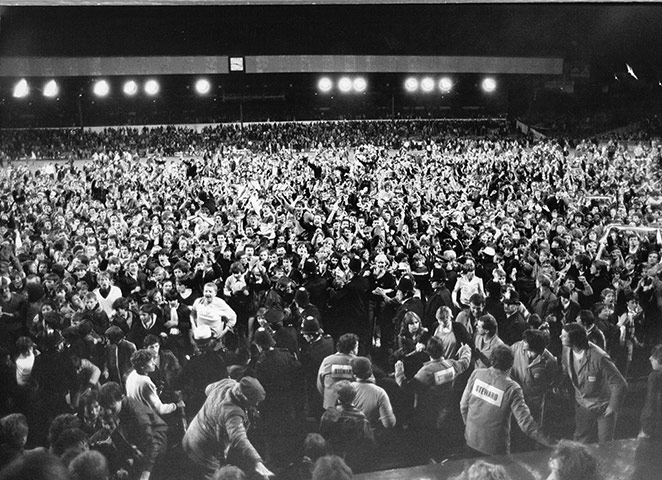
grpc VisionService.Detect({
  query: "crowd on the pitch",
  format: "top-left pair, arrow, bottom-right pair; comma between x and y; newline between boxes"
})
0,119 -> 661,480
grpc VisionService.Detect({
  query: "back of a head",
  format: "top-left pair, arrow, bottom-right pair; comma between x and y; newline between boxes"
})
490,345 -> 514,371
0,414 -> 28,450
68,450 -> 109,480
211,465 -> 246,480
550,440 -> 601,480
303,433 -> 329,462
334,380 -> 357,406
312,455 -> 353,480
0,450 -> 70,480
467,459 -> 511,480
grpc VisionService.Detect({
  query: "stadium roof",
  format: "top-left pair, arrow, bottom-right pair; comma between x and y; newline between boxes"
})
0,3 -> 661,67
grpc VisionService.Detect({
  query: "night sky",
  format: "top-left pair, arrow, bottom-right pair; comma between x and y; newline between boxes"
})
0,4 -> 661,67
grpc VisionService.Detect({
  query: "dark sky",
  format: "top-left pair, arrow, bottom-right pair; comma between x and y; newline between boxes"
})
1,4 -> 662,69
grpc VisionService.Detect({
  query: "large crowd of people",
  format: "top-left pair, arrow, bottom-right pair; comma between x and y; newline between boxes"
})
0,118 -> 661,479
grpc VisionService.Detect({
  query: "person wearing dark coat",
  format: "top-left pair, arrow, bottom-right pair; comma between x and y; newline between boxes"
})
175,325 -> 229,418
500,292 -> 528,346
423,267 -> 455,329
252,327 -> 302,469
299,317 -> 334,419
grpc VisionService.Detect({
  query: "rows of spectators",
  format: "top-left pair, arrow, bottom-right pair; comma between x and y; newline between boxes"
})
0,118 -> 509,162
0,118 -> 661,479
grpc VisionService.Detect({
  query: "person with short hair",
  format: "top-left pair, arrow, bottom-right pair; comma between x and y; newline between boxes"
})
68,450 -> 110,480
317,333 -> 359,409
190,282 -> 237,340
0,413 -> 28,469
455,293 -> 485,338
98,381 -> 168,480
319,381 -> 374,472
125,349 -> 184,417
350,356 -> 396,430
561,323 -> 627,444
461,345 -> 552,455
474,314 -> 506,369
452,261 -> 486,311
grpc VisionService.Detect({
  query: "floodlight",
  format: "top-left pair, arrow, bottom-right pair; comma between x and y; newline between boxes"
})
338,77 -> 352,93
144,79 -> 160,96
195,78 -> 211,95
318,77 -> 333,93
93,80 -> 110,97
123,80 -> 138,96
439,77 -> 453,93
43,80 -> 58,98
353,77 -> 367,93
404,77 -> 419,93
421,77 -> 434,93
13,79 -> 29,98
482,77 -> 497,93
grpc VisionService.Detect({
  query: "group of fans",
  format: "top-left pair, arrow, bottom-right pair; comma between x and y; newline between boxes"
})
0,118 -> 661,480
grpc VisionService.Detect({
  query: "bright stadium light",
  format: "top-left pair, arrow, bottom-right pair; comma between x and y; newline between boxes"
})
13,79 -> 29,98
338,77 -> 352,93
482,77 -> 497,93
353,77 -> 367,93
439,77 -> 453,93
421,77 -> 435,93
43,80 -> 59,98
404,77 -> 419,93
195,78 -> 211,95
318,77 -> 333,93
144,79 -> 160,96
93,80 -> 110,97
123,80 -> 138,96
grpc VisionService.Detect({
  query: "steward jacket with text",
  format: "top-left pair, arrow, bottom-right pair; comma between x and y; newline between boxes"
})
461,367 -> 550,455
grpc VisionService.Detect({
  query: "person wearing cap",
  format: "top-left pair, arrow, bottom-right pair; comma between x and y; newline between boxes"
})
182,376 -> 273,480
317,333 -> 359,409
501,291 -> 528,346
300,317 -> 334,418
252,327 -> 301,469
350,356 -> 396,430
461,345 -> 553,456
191,282 -> 237,341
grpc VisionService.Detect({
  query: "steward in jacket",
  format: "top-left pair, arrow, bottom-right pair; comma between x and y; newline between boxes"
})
461,345 -> 552,455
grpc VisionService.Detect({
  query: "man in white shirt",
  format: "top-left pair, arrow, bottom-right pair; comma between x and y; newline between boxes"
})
190,282 -> 237,339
